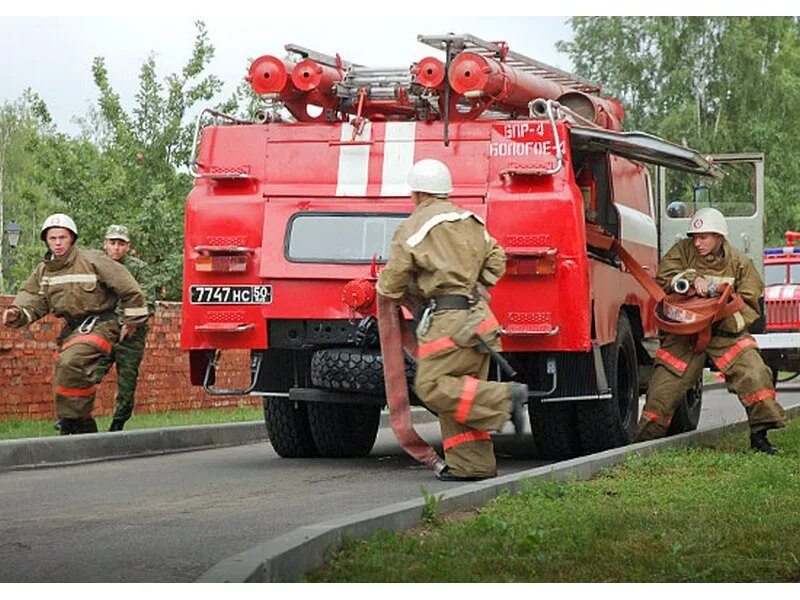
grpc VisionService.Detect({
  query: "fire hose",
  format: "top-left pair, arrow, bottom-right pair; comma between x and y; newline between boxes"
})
586,224 -> 745,352
377,294 -> 446,475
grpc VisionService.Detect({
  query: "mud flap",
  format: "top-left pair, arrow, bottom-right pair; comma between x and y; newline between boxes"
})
377,295 -> 446,475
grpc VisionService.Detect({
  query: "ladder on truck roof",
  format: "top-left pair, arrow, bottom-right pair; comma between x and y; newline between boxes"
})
287,43 -> 416,102
418,33 -> 601,95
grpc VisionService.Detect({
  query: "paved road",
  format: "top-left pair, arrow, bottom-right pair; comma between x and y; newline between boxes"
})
1,385 -> 797,582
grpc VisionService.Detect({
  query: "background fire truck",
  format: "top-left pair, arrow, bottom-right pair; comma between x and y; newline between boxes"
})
181,33 -> 768,461
755,232 -> 800,386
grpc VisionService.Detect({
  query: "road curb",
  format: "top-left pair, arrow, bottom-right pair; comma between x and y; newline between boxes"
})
198,404 -> 800,583
0,421 -> 268,472
0,409 -> 438,472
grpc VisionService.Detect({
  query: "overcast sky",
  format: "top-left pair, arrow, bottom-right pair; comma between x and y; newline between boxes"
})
0,14 -> 575,136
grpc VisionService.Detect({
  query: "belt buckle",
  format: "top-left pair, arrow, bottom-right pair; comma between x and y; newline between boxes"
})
78,315 -> 99,334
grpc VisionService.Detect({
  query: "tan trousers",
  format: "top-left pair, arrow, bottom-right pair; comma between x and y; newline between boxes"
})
414,309 -> 512,478
634,332 -> 786,441
53,320 -> 119,419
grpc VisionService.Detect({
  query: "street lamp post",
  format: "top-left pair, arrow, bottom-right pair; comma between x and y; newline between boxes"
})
2,221 -> 23,293
5,221 -> 21,248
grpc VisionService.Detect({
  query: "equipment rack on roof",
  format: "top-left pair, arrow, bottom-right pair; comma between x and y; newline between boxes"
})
417,33 -> 601,95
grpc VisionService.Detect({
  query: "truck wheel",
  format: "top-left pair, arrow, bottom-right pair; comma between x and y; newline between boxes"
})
310,347 -> 415,395
263,398 -> 318,458
528,399 -> 581,460
575,312 -> 640,454
667,375 -> 702,434
306,402 -> 381,457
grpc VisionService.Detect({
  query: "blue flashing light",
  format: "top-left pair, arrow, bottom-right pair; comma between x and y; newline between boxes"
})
765,247 -> 800,256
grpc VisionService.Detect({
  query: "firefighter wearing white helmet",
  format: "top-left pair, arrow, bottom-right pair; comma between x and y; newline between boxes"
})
687,206 -> 729,236
377,159 -> 528,481
2,213 -> 148,435
634,206 -> 786,453
40,213 -> 78,241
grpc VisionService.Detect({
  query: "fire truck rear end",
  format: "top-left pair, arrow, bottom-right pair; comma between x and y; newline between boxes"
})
182,33 -> 725,461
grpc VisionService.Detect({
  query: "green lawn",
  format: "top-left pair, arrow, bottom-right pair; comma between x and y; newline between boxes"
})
0,406 -> 263,440
308,418 -> 800,583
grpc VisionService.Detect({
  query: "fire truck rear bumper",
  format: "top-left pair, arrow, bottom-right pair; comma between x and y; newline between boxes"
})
753,332 -> 800,350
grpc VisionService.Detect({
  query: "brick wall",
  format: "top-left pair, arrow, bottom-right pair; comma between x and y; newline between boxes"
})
0,296 -> 260,421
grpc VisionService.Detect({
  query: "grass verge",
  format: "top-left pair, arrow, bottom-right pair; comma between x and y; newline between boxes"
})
0,406 -> 263,440
308,418 -> 800,583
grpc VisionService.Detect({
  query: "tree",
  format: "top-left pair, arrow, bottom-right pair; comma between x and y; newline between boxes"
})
0,91 -> 59,293
559,17 -> 800,244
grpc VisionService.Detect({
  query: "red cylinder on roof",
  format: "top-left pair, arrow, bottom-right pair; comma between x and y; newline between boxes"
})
247,56 -> 300,97
558,90 -> 624,131
413,56 -> 446,89
291,59 -> 343,93
448,51 -> 565,110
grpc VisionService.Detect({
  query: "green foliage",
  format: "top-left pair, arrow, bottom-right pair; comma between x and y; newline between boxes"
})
558,16 -> 800,245
1,20 -> 240,300
307,418 -> 800,582
420,486 -> 444,525
0,404 -> 262,440
0,90 -> 60,293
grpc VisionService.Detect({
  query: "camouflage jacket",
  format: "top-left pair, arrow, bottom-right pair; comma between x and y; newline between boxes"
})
7,245 -> 148,328
118,254 -> 157,317
657,238 -> 763,334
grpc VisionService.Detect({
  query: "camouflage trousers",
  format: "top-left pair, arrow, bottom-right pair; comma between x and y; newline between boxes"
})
109,323 -> 149,424
415,343 -> 513,479
53,320 -> 119,419
634,332 -> 787,441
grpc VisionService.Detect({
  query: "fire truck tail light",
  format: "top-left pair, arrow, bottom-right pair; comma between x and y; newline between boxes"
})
193,246 -> 252,273
195,255 -> 248,273
506,247 -> 558,276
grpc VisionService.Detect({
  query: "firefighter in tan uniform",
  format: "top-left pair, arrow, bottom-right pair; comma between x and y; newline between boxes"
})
1,214 -> 148,434
634,207 -> 786,453
377,159 -> 528,482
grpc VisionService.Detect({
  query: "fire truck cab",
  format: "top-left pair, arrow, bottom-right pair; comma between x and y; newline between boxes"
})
181,33 -> 767,461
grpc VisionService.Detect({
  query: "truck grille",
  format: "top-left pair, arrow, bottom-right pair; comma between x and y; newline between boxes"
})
765,298 -> 800,331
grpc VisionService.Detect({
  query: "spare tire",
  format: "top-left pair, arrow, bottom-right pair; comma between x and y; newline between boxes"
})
310,347 -> 416,395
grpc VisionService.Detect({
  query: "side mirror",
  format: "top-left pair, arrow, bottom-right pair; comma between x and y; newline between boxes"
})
693,184 -> 711,206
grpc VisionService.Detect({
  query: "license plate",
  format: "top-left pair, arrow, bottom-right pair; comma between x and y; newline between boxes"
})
190,285 -> 272,304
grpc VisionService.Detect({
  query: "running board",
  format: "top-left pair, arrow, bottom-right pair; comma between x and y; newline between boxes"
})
289,387 -> 386,406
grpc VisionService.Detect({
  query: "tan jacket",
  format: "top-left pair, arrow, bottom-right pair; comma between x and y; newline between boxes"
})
8,244 -> 148,328
657,238 -> 763,333
376,195 -> 506,301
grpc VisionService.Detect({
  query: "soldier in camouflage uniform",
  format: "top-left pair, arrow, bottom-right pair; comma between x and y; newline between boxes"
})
2,214 -> 148,434
377,160 -> 528,482
103,225 -> 157,431
634,207 -> 786,453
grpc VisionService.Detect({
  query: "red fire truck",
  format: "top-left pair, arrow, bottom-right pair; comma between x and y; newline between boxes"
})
754,232 -> 800,386
181,33 -> 766,461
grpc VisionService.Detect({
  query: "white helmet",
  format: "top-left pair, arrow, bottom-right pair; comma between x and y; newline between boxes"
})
687,207 -> 728,237
407,159 -> 453,195
40,213 -> 78,241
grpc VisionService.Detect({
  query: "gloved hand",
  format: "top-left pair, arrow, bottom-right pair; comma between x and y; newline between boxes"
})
120,323 -> 138,341
2,307 -> 20,326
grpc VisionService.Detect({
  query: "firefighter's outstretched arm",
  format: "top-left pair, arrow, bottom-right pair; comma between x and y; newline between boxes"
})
3,266 -> 50,328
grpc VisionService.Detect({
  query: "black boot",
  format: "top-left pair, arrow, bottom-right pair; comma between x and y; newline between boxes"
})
510,382 -> 529,434
750,430 -> 777,455
57,418 -> 83,435
79,416 -> 98,434
436,466 -> 495,482
108,418 -> 126,432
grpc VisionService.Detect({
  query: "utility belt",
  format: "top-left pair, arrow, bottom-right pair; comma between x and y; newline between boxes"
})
64,311 -> 117,334
416,293 -> 476,336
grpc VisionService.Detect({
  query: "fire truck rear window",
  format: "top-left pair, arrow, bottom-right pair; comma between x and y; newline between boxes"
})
287,214 -> 407,262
